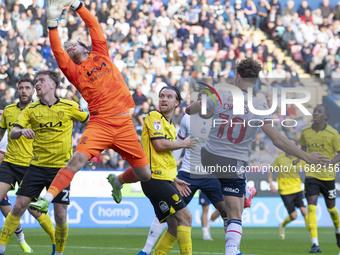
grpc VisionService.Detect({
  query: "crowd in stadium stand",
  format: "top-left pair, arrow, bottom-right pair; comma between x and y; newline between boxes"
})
0,0 -> 339,170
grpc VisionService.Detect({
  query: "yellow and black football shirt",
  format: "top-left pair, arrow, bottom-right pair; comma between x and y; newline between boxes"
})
15,98 -> 89,168
0,102 -> 33,166
141,111 -> 177,181
273,153 -> 303,195
300,124 -> 340,181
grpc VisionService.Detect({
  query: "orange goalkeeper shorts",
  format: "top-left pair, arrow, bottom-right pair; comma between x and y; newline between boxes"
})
75,115 -> 148,167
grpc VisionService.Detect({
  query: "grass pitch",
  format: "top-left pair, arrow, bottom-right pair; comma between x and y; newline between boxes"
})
4,227 -> 339,254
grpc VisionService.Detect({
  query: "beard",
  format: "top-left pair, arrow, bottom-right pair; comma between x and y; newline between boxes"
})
19,94 -> 33,105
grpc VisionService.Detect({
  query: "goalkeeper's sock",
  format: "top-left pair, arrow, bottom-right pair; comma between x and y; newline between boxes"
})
37,213 -> 55,244
47,168 -> 74,202
55,222 -> 68,253
154,231 -> 176,255
282,216 -> 292,227
142,217 -> 167,254
118,167 -> 138,184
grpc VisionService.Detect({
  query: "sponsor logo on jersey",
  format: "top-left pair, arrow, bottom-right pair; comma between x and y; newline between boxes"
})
39,122 -> 62,128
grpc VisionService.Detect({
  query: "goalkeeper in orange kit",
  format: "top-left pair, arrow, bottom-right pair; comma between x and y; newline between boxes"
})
30,0 -> 151,213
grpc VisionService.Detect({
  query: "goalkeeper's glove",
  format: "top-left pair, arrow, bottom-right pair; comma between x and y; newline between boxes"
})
47,0 -> 64,28
62,0 -> 82,10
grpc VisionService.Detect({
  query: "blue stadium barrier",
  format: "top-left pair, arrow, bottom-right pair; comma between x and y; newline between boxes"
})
3,196 -> 338,228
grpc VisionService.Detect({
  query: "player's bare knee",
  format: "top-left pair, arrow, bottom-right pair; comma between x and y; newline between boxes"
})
28,207 -> 41,219
11,204 -> 26,217
66,152 -> 88,172
54,204 -> 68,224
176,207 -> 192,226
290,211 -> 297,220
134,166 -> 151,182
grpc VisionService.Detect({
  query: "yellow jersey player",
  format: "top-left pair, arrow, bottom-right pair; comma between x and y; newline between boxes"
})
0,78 -> 57,254
141,86 -> 194,255
300,105 -> 340,253
268,150 -> 308,240
0,71 -> 89,255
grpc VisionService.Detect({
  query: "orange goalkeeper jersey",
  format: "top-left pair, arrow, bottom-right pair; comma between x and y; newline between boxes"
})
49,5 -> 134,120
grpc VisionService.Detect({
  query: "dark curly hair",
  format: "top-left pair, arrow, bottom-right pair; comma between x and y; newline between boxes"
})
236,58 -> 262,83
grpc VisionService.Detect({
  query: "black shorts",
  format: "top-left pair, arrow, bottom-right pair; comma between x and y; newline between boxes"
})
141,178 -> 187,223
281,191 -> 305,214
0,161 -> 27,189
16,165 -> 70,204
201,147 -> 246,197
305,177 -> 336,200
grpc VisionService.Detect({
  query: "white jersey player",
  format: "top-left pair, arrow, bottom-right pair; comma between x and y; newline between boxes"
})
186,58 -> 329,255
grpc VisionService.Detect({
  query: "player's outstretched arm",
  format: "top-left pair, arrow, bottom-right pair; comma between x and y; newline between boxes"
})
262,124 -> 330,166
74,2 -> 106,44
47,0 -> 76,75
